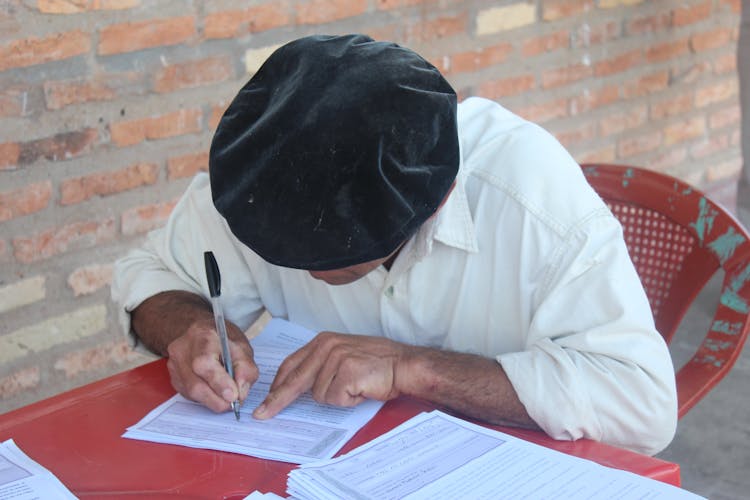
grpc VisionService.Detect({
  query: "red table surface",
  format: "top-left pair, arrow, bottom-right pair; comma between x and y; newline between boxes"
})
0,359 -> 680,499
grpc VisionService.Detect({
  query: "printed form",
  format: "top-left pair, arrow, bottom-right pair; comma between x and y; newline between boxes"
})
123,318 -> 383,464
288,411 -> 706,500
0,439 -> 76,500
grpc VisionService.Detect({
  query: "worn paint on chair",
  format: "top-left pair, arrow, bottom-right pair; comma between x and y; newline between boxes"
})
690,197 -> 717,242
708,227 -> 747,264
711,320 -> 744,336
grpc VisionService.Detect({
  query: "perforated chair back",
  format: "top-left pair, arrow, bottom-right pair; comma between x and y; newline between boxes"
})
582,164 -> 750,417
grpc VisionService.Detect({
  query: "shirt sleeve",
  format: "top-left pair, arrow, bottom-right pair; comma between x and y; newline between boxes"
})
497,213 -> 678,456
110,173 -> 264,351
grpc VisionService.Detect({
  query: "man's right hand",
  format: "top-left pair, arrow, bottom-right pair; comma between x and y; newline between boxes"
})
130,291 -> 259,414
166,317 -> 258,412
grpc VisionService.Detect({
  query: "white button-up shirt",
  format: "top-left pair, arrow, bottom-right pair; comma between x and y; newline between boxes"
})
112,97 -> 677,455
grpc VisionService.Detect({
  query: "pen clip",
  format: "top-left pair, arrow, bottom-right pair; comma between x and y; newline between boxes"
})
204,251 -> 221,298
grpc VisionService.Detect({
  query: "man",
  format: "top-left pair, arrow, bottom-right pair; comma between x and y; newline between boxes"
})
112,34 -> 677,456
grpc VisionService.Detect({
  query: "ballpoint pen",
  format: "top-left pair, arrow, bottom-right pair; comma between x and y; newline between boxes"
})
204,251 -> 241,421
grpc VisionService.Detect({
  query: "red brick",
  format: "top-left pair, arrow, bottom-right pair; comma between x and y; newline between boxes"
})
38,0 -> 139,13
714,53 -> 737,74
570,85 -> 619,115
646,38 -> 689,63
0,181 -> 52,222
110,108 -> 202,147
572,21 -> 620,48
19,128 -> 99,165
599,105 -> 648,136
672,1 -> 712,27
204,4 -> 290,39
427,54 -> 450,75
710,105 -> 741,129
625,13 -> 671,35
405,14 -> 467,42
53,340 -> 143,378
167,151 -> 208,180
542,0 -> 593,21
515,98 -> 568,124
376,0 -> 433,9
691,27 -> 733,52
617,131 -> 662,158
650,92 -> 693,120
623,71 -> 669,98
67,263 -> 114,297
296,0 -> 368,25
121,200 -> 177,236
0,367 -> 40,400
209,102 -> 229,131
0,88 -> 29,118
650,147 -> 688,171
153,56 -> 234,93
478,74 -> 536,99
450,42 -> 512,74
521,30 -> 569,57
671,60 -> 713,85
45,79 -> 111,110
13,218 -> 116,263
594,49 -> 641,77
541,63 -> 592,89
720,0 -> 740,13
554,122 -> 596,147
364,23 -> 401,43
695,79 -> 738,108
60,162 -> 159,205
98,16 -> 195,55
578,145 -> 616,164
0,142 -> 20,170
0,30 -> 90,71
690,134 -> 730,159
663,116 -> 705,146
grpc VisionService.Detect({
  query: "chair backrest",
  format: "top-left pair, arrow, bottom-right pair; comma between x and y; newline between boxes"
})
581,163 -> 750,417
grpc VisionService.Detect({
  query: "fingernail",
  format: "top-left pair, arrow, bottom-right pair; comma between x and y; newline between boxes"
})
222,388 -> 234,401
240,382 -> 250,396
253,404 -> 266,418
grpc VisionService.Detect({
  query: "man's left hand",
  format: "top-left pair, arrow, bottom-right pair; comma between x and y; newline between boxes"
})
252,332 -> 409,419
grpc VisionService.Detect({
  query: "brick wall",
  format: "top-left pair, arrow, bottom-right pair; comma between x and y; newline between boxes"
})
0,0 -> 742,413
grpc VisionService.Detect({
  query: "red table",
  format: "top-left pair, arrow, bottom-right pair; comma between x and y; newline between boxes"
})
0,359 -> 681,499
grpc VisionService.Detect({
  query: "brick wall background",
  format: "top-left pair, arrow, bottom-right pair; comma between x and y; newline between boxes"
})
0,0 -> 743,413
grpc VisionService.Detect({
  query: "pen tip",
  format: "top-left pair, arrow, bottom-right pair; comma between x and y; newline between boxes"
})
232,401 -> 240,421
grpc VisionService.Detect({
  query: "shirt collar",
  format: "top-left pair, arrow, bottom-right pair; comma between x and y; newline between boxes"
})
411,149 -> 479,260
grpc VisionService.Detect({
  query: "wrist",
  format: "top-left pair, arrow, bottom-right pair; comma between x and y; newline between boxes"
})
394,345 -> 435,399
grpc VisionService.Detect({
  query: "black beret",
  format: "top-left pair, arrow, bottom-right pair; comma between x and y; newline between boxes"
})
209,34 -> 459,270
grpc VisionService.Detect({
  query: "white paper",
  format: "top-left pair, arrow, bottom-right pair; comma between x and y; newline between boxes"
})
0,439 -> 76,500
288,411 -> 706,500
124,318 -> 384,464
243,491 -> 287,499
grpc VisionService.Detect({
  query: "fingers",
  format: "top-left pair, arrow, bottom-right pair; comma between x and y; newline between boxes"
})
254,332 -> 402,419
167,318 -> 258,413
254,350 -> 322,419
229,333 -> 259,401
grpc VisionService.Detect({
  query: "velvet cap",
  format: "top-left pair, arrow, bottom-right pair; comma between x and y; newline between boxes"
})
209,34 -> 459,270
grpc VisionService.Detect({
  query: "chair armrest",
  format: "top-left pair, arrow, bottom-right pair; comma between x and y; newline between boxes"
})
675,258 -> 750,418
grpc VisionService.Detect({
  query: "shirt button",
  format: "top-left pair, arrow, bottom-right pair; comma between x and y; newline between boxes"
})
385,285 -> 394,298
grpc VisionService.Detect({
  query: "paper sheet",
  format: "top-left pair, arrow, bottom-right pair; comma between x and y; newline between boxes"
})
123,318 -> 384,464
288,410 -> 706,500
0,439 -> 76,500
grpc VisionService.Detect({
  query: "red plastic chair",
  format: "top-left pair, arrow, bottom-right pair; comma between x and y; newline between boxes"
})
581,163 -> 750,418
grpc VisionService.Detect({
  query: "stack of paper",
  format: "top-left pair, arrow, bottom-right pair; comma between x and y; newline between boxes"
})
0,439 -> 76,500
287,410 -> 705,500
124,318 -> 384,464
